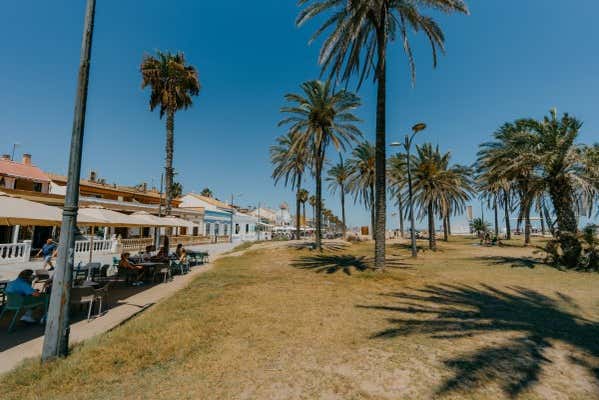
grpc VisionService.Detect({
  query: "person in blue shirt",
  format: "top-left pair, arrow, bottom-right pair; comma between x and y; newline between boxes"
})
36,238 -> 57,271
5,269 -> 43,323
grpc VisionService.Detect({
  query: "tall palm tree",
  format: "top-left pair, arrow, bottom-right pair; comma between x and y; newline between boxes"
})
412,143 -> 473,250
388,152 -> 408,238
298,188 -> 309,228
327,155 -> 351,238
525,110 -> 598,266
279,80 -> 362,250
347,141 -> 376,237
270,131 -> 310,241
297,0 -> 469,268
141,51 -> 200,215
309,195 -> 317,227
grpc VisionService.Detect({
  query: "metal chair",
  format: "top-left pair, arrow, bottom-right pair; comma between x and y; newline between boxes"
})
0,293 -> 48,332
0,280 -> 8,310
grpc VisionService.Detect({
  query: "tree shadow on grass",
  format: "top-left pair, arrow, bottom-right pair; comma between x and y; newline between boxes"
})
292,254 -> 411,275
287,241 -> 350,252
358,284 -> 599,398
389,242 -> 430,254
480,255 -> 544,269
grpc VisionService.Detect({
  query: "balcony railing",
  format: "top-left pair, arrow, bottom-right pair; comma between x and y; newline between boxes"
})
0,242 -> 31,264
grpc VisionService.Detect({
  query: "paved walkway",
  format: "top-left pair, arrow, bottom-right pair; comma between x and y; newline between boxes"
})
0,241 -> 237,375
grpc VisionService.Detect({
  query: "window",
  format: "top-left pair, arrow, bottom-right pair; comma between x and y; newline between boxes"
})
235,224 -> 240,234
245,224 -> 249,234
33,182 -> 43,192
224,224 -> 228,235
215,224 -> 220,236
205,223 -> 211,236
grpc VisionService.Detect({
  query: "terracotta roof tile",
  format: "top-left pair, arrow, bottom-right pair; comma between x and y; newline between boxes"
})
0,159 -> 50,182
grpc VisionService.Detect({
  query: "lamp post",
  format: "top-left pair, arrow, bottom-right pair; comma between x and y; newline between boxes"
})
390,122 -> 426,258
42,0 -> 96,361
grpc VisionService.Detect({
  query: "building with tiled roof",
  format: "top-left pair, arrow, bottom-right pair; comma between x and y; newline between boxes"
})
0,154 -> 50,193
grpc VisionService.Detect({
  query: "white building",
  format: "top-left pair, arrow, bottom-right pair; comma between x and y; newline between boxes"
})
232,212 -> 259,242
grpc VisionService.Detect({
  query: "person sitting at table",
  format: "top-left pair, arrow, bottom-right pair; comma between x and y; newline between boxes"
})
175,244 -> 185,258
5,269 -> 45,323
118,253 -> 146,285
151,246 -> 169,263
179,249 -> 188,264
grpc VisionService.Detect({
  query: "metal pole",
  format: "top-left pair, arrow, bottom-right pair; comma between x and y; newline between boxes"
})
42,0 -> 96,361
406,135 -> 417,258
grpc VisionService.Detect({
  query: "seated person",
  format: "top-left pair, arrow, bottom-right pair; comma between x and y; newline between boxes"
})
6,269 -> 45,323
118,253 -> 146,285
151,246 -> 169,262
175,244 -> 184,258
179,249 -> 188,264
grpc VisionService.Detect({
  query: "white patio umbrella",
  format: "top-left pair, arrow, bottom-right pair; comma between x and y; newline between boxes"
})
78,206 -> 148,263
0,191 -> 104,226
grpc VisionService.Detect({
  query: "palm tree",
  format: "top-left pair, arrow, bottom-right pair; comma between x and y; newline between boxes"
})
297,0 -> 469,268
270,131 -> 310,241
411,144 -> 473,250
200,188 -> 213,198
309,195 -> 317,227
525,110 -> 598,266
347,141 -> 376,238
141,51 -> 200,215
298,189 -> 309,228
279,80 -> 362,250
477,120 -> 544,245
388,152 -> 408,238
471,217 -> 490,238
171,182 -> 183,199
327,155 -> 351,238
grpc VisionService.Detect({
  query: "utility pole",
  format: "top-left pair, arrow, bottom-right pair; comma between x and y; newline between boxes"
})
42,0 -> 96,361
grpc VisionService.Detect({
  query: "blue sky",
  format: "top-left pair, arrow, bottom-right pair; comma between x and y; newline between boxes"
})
1,0 -> 598,229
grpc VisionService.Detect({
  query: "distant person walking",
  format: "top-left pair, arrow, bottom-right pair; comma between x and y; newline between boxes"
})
36,238 -> 57,271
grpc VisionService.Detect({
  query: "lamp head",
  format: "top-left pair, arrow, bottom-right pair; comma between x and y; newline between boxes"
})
412,123 -> 427,133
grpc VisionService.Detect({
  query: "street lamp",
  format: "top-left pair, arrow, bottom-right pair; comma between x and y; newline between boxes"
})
42,0 -> 96,361
390,122 -> 427,258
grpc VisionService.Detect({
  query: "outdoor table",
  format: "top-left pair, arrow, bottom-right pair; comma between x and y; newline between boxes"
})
136,262 -> 164,280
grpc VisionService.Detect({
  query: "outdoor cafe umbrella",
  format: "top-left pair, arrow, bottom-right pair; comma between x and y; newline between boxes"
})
78,206 -> 148,263
0,191 -> 104,226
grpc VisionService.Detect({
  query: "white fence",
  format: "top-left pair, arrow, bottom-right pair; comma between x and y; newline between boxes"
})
74,239 -> 116,256
120,237 -> 154,252
0,242 -> 32,264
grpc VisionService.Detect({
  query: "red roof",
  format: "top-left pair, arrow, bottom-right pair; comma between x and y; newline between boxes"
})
0,159 -> 50,182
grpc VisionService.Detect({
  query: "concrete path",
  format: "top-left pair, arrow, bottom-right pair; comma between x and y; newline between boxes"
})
0,241 -> 237,375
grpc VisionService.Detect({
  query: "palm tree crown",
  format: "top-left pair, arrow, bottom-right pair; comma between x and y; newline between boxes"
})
141,50 -> 200,214
279,80 -> 362,249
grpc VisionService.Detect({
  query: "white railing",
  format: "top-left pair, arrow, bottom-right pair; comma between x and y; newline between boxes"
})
0,242 -> 31,264
74,239 -> 116,256
120,237 -> 154,252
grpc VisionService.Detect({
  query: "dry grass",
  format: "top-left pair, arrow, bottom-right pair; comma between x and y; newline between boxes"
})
2,237 -> 599,400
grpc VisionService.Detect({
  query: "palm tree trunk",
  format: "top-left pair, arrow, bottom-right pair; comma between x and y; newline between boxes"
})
370,185 -> 375,239
373,33 -> 387,270
524,206 -> 531,245
164,110 -> 175,215
315,147 -> 323,251
548,179 -> 581,267
504,189 -> 511,240
295,173 -> 302,241
494,196 -> 499,238
446,214 -> 452,236
442,212 -> 448,241
302,202 -> 306,232
398,196 -> 404,238
540,211 -> 546,236
428,202 -> 436,250
341,183 -> 346,239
